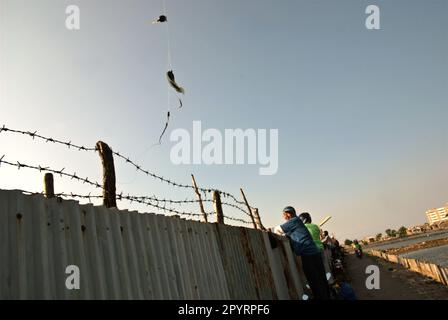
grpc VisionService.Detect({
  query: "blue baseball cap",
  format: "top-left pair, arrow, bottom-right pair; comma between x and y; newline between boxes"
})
283,206 -> 296,215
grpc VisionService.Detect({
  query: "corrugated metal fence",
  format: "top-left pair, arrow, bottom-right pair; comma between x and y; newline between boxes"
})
0,190 -> 310,300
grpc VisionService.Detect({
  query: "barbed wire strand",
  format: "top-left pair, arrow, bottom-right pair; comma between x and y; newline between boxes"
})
0,157 -> 251,224
0,125 -> 96,152
0,155 -> 249,217
0,125 -> 252,210
16,189 -> 251,224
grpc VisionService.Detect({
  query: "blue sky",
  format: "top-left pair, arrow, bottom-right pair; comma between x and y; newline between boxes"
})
1,0 -> 447,240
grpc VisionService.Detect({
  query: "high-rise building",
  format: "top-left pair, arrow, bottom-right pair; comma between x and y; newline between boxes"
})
426,205 -> 448,225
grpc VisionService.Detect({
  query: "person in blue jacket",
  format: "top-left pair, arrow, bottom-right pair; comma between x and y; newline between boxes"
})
272,206 -> 331,300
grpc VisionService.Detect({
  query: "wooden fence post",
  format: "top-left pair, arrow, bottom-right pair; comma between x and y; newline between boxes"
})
96,141 -> 117,208
240,188 -> 257,229
213,190 -> 224,224
191,174 -> 208,223
252,208 -> 266,231
44,173 -> 54,198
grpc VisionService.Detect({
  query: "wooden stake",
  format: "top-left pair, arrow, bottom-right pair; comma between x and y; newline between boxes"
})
253,208 -> 266,231
213,190 -> 224,224
96,141 -> 117,208
240,188 -> 257,229
191,174 -> 208,223
44,173 -> 54,198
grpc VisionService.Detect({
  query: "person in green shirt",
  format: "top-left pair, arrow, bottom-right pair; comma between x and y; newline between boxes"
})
352,240 -> 363,258
298,212 -> 324,251
352,240 -> 362,250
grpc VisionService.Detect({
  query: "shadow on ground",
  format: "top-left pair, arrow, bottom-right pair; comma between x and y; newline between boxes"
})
345,253 -> 448,300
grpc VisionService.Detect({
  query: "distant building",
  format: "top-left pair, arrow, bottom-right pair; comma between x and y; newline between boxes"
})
426,205 -> 448,225
406,226 -> 424,235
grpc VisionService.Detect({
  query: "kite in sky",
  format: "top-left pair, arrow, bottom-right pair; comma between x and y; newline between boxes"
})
153,1 -> 187,145
152,15 -> 167,24
167,70 -> 185,94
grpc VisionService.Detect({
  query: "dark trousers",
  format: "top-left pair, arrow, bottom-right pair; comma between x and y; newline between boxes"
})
301,252 -> 331,300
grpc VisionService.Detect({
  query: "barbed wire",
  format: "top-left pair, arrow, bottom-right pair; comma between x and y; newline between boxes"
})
0,125 -> 96,152
113,151 -> 249,207
219,192 -> 247,207
119,194 -> 251,224
12,188 -> 206,220
0,153 -> 250,215
0,155 -> 252,224
0,125 -> 253,209
95,193 -> 250,224
0,155 -> 102,189
118,193 -> 205,219
203,199 -> 250,216
14,189 -> 251,224
123,195 -> 250,216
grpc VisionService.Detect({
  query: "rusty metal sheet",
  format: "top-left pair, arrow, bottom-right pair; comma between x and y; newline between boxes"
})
0,189 -> 315,300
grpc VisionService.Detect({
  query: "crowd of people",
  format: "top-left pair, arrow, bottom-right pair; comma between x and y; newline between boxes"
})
270,206 -> 356,300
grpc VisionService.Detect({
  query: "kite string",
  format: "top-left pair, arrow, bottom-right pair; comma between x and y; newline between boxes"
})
123,0 -> 172,164
121,0 -> 176,170
163,0 -> 173,113
163,0 -> 172,70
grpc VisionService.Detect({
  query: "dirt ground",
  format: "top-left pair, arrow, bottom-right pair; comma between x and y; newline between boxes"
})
345,253 -> 448,300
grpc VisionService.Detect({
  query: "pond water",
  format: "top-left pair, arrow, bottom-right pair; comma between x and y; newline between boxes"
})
366,230 -> 448,267
399,244 -> 448,267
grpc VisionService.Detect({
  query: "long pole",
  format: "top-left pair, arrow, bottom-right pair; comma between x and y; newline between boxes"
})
240,188 -> 257,229
191,174 -> 208,223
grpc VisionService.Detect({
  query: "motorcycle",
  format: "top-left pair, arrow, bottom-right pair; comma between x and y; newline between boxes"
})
354,248 -> 363,259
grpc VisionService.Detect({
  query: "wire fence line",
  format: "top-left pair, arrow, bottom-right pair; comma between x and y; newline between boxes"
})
112,149 -> 248,207
0,125 -> 263,229
0,125 -> 96,152
112,192 -> 249,212
15,188 -> 205,220
0,125 -> 250,208
16,188 -> 251,224
0,156 -> 102,188
0,155 -> 252,224
124,195 -> 251,217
